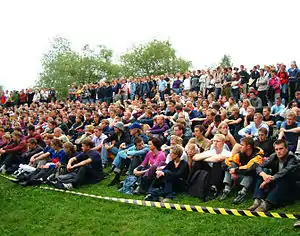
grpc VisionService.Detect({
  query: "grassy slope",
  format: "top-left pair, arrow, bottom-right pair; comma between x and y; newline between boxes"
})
1,174 -> 300,236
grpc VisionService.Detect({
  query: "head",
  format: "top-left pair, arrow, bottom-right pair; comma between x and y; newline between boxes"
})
194,125 -> 205,139
185,143 -> 200,159
275,97 -> 282,106
156,115 -> 165,125
173,123 -> 184,137
170,145 -> 183,161
286,111 -> 296,125
170,135 -> 183,146
149,137 -> 161,151
53,127 -> 63,138
134,137 -> 145,150
258,127 -> 268,142
274,139 -> 289,160
113,122 -> 125,133
253,113 -> 263,126
63,142 -> 76,155
51,138 -> 63,150
12,131 -> 22,142
217,122 -> 229,135
81,139 -> 94,152
212,134 -> 225,150
27,138 -> 37,150
263,107 -> 270,117
94,126 -> 103,137
129,122 -> 142,136
240,137 -> 254,154
28,125 -> 35,135
247,106 -> 255,116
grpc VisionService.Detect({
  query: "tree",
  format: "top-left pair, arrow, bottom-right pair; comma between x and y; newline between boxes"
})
37,36 -> 121,98
120,40 -> 192,77
219,54 -> 233,68
0,85 -> 4,93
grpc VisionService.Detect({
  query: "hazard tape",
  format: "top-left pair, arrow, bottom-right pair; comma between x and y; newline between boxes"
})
1,174 -> 299,220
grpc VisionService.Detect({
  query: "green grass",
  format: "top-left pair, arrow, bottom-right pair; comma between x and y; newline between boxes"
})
1,173 -> 300,236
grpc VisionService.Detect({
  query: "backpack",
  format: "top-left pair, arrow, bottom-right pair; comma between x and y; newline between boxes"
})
119,175 -> 137,194
187,169 -> 210,201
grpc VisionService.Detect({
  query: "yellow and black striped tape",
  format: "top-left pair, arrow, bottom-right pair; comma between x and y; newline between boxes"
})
39,186 -> 300,220
1,174 -> 299,220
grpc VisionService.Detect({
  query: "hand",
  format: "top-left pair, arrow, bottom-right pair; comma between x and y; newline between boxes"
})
30,157 -> 35,163
280,128 -> 286,133
104,144 -> 110,150
260,181 -> 268,189
262,173 -> 273,182
156,170 -> 165,178
229,168 -> 235,174
67,164 -> 73,172
245,134 -> 252,138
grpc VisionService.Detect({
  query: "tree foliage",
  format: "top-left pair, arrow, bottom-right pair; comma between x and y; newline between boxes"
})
37,36 -> 121,98
219,54 -> 233,68
120,40 -> 192,77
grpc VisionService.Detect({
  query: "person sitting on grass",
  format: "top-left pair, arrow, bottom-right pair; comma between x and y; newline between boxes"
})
108,137 -> 149,186
220,137 -> 264,204
144,145 -> 189,202
54,139 -> 105,190
133,137 -> 166,194
191,134 -> 232,200
29,134 -> 55,168
101,122 -> 130,168
248,139 -> 300,212
0,131 -> 27,174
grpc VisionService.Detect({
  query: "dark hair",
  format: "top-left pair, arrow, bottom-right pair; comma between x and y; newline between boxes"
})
263,106 -> 270,112
175,104 -> 183,111
27,138 -> 37,145
134,136 -> 143,145
194,125 -> 205,134
149,137 -> 162,150
241,137 -> 254,148
273,139 -> 288,148
174,123 -> 184,132
51,138 -> 63,148
258,127 -> 268,135
82,139 -> 94,148
28,125 -> 35,131
214,114 -> 222,123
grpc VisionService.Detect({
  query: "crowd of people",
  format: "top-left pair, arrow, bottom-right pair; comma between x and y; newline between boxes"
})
1,61 -> 300,226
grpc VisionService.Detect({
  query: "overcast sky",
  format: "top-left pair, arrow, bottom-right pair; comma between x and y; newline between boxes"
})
0,0 -> 299,91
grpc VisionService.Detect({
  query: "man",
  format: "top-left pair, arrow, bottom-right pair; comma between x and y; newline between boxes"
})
249,91 -> 263,113
91,126 -> 107,152
220,137 -> 264,204
271,97 -> 285,128
248,140 -> 299,212
244,106 -> 255,127
108,137 -> 149,186
101,122 -> 130,167
53,127 -> 69,143
20,138 -> 44,165
254,127 -> 274,157
25,125 -> 45,147
262,107 -> 275,137
57,139 -> 105,189
192,134 -> 232,199
279,110 -> 300,152
127,122 -> 148,147
0,131 -> 27,173
158,76 -> 167,101
168,123 -> 190,147
238,113 -> 269,138
239,65 -> 250,93
188,125 -> 211,152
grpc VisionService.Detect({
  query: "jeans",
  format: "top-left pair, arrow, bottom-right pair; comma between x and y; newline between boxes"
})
112,150 -> 127,167
253,169 -> 297,206
173,88 -> 182,95
159,91 -> 165,101
215,88 -> 221,101
101,146 -> 119,165
231,88 -> 240,103
223,171 -> 253,189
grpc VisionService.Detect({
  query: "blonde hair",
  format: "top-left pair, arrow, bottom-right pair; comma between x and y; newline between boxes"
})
170,135 -> 183,145
213,133 -> 226,142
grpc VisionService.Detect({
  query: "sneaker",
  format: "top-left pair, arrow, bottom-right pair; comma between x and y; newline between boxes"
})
133,186 -> 146,195
219,189 -> 231,201
232,190 -> 247,204
144,194 -> 153,201
62,183 -> 73,190
248,199 -> 262,211
255,199 -> 272,212
294,220 -> 300,228
161,198 -> 171,203
113,168 -> 121,174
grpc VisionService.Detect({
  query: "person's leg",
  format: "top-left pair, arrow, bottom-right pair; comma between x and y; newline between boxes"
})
101,145 -> 109,166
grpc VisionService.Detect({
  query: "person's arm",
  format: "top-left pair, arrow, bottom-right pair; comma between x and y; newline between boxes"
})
204,151 -> 232,163
238,125 -> 251,137
127,146 -> 149,157
205,123 -> 214,138
281,127 -> 300,133
150,123 -> 169,134
163,161 -> 189,180
273,157 -> 299,181
193,150 -> 213,161
235,155 -> 263,175
34,152 -> 50,161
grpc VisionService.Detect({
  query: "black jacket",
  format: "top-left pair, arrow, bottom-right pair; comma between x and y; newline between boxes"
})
256,152 -> 299,181
103,131 -> 131,148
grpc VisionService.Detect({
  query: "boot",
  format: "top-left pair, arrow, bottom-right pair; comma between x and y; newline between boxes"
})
248,199 -> 262,211
107,173 -> 120,187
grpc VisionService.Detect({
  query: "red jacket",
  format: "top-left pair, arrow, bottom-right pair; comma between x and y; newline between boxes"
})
277,71 -> 289,85
4,139 -> 27,153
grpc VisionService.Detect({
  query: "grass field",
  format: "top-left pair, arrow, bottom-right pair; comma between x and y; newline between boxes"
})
1,173 -> 300,236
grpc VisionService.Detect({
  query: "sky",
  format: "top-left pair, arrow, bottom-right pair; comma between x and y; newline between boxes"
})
0,0 -> 299,91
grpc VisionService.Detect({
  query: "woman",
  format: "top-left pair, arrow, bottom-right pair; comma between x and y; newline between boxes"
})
288,61 -> 299,101
133,137 -> 166,194
216,122 -> 236,151
144,145 -> 189,202
256,69 -> 269,106
162,135 -> 188,165
268,70 -> 281,106
172,74 -> 182,95
239,99 -> 251,116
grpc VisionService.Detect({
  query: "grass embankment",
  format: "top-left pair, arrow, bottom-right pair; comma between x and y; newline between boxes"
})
1,174 -> 300,236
